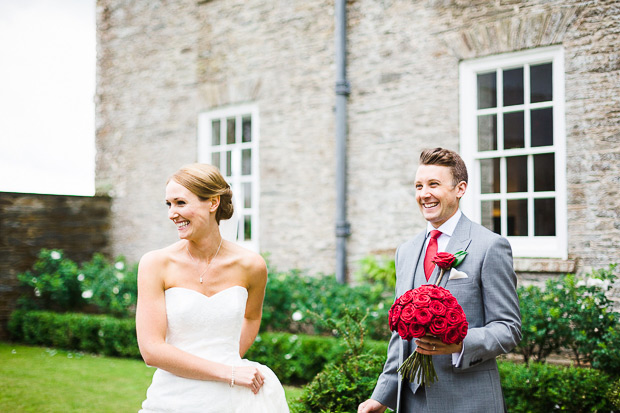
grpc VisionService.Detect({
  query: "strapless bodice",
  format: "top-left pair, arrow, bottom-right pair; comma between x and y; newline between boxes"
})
164,286 -> 247,364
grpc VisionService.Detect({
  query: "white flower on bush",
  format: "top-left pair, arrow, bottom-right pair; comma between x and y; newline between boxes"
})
123,293 -> 130,301
289,335 -> 298,343
113,287 -> 120,294
587,278 -> 604,288
50,251 -> 61,260
82,290 -> 93,299
77,274 -> 85,282
31,277 -> 37,284
34,288 -> 41,297
114,261 -> 125,270
284,353 -> 292,360
115,272 -> 124,280
576,280 -> 586,287
292,310 -> 303,321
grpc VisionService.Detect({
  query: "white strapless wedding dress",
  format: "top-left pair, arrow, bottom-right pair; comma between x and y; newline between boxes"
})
140,286 -> 290,413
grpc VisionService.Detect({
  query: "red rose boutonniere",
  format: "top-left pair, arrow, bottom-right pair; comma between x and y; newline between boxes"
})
432,250 -> 468,286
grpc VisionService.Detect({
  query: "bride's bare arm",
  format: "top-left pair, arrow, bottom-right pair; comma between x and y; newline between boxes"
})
239,255 -> 268,357
136,251 -> 264,392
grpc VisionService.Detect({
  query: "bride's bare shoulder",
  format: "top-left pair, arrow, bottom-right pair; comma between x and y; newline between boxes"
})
226,242 -> 267,277
139,242 -> 184,270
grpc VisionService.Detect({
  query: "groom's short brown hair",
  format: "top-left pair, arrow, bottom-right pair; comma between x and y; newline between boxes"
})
419,148 -> 468,185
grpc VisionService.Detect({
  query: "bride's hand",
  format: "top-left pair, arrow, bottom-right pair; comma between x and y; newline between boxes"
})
232,365 -> 265,394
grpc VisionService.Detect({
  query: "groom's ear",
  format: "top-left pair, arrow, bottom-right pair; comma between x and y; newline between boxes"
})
456,181 -> 467,200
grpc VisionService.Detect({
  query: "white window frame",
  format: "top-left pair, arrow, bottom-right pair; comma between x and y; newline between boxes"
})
197,104 -> 260,252
459,46 -> 567,259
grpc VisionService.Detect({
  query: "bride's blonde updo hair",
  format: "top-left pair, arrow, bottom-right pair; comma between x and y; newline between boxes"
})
168,164 -> 234,224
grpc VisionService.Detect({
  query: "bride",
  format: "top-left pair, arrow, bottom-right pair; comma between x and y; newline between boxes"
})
136,164 -> 289,412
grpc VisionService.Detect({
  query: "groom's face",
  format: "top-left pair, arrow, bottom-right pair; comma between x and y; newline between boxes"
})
415,164 -> 467,228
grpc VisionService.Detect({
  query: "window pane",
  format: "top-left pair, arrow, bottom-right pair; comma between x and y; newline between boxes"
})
480,158 -> 500,194
503,68 -> 524,107
241,149 -> 251,175
211,152 -> 221,169
243,215 -> 252,241
226,151 -> 232,177
507,199 -> 528,236
477,72 -> 496,109
477,115 -> 497,151
534,153 -> 555,191
530,63 -> 553,103
534,198 -> 556,236
226,118 -> 235,144
211,120 -> 221,146
243,182 -> 251,208
504,111 -> 524,149
481,200 -> 501,234
531,108 -> 553,147
242,117 -> 252,143
506,156 -> 527,193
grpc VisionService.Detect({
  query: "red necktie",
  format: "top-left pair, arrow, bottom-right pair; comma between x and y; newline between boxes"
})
424,230 -> 442,281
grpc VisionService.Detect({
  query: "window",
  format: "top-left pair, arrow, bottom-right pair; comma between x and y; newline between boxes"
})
198,105 -> 260,252
459,47 -> 567,259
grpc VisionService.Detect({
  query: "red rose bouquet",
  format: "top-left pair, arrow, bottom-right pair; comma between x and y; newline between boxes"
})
388,251 -> 468,386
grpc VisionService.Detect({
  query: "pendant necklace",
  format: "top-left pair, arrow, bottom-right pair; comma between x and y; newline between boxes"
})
187,238 -> 223,284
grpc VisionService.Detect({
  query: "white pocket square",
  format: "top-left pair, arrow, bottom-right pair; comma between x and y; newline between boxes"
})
449,268 -> 469,280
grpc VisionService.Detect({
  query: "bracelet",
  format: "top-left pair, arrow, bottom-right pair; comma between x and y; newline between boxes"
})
230,366 -> 235,388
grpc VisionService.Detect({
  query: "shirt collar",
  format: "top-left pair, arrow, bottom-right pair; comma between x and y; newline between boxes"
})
426,209 -> 462,238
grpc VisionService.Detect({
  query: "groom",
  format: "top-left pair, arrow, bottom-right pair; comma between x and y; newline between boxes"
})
358,148 -> 521,413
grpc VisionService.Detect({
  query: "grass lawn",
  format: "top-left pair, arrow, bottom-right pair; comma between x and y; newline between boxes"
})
1,342 -> 304,412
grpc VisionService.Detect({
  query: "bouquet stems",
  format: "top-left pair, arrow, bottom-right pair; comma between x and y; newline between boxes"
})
397,352 -> 438,386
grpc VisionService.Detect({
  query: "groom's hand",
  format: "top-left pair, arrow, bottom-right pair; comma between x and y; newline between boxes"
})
358,398 -> 387,413
415,334 -> 463,355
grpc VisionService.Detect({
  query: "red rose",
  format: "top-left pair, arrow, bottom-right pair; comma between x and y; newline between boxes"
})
417,284 -> 435,294
442,295 -> 458,309
445,308 -> 464,325
398,320 -> 412,340
409,323 -> 426,338
400,303 -> 416,323
399,290 -> 415,305
428,287 -> 446,300
458,321 -> 469,340
389,305 -> 402,330
429,316 -> 449,335
412,293 -> 431,307
442,326 -> 461,344
429,300 -> 447,316
433,252 -> 456,269
413,307 -> 433,325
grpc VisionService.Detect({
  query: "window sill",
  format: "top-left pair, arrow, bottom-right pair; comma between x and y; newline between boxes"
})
513,258 -> 576,274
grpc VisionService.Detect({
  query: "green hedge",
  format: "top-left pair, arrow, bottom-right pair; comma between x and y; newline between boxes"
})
499,361 -> 616,412
246,331 -> 387,385
8,309 -> 618,410
8,310 -> 140,358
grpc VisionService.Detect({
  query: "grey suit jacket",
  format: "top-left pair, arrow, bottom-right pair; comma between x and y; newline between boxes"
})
371,214 -> 521,413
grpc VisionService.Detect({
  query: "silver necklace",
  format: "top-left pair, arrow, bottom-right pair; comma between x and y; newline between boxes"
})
186,238 -> 223,284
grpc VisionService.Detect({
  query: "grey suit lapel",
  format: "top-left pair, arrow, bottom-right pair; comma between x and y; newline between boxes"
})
400,234 -> 426,294
446,214 -> 473,254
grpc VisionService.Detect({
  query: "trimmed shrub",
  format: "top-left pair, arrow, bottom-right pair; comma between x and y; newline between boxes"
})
499,361 -> 615,412
8,310 -> 140,358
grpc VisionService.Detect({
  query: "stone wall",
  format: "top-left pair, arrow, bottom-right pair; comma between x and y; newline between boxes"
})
0,192 -> 111,339
96,0 -> 619,281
